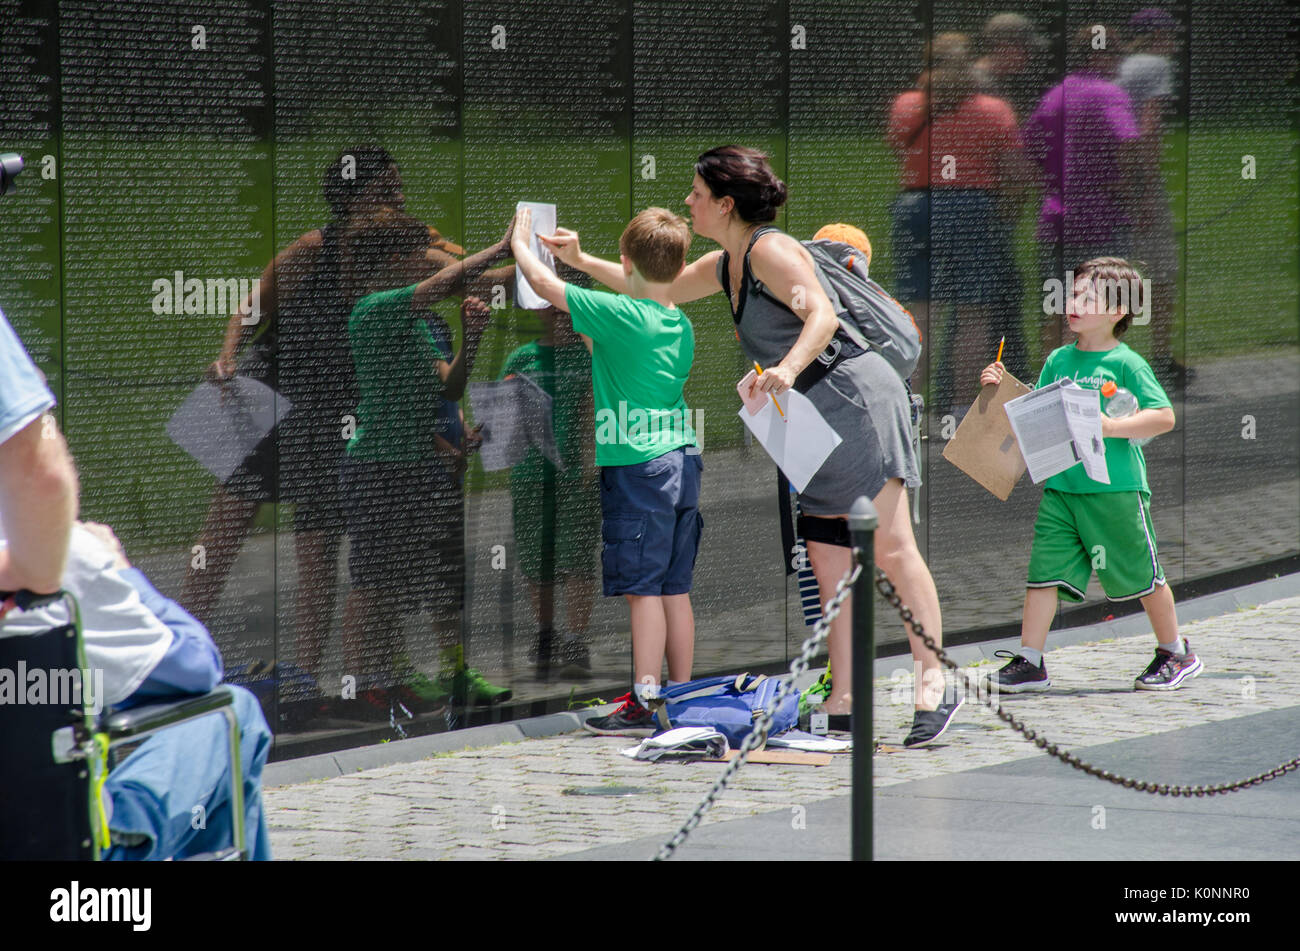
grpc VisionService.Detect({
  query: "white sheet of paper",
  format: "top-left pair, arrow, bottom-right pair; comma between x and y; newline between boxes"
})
737,385 -> 842,493
469,375 -> 560,472
1059,382 -> 1109,484
166,378 -> 291,483
514,372 -> 564,469
1004,379 -> 1110,484
514,201 -> 557,310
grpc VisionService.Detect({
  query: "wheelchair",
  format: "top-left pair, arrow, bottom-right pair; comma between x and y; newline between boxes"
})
0,590 -> 246,860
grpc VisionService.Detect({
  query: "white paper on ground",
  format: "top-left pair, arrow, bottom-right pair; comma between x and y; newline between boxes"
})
736,384 -> 842,493
166,378 -> 291,482
765,730 -> 853,753
514,201 -> 558,310
1004,379 -> 1109,484
619,727 -> 729,762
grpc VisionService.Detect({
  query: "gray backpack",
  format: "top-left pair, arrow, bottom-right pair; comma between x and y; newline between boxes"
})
802,237 -> 922,381
728,227 -> 922,383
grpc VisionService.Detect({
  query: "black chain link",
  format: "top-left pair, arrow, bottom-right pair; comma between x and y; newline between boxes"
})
874,566 -> 1300,796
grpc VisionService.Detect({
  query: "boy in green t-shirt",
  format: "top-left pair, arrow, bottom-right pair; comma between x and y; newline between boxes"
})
338,208 -> 515,720
511,205 -> 700,736
980,257 -> 1203,693
499,299 -> 599,679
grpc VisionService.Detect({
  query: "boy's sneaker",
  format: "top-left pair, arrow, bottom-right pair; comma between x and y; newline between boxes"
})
582,692 -> 658,737
903,697 -> 964,748
991,650 -> 1051,693
1134,642 -> 1203,691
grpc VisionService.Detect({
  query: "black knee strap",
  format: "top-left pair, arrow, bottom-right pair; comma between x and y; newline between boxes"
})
798,514 -> 851,548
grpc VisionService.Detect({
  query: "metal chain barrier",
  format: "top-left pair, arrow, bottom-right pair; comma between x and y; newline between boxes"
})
653,557 -> 863,862
655,549 -> 1298,860
874,567 -> 1300,797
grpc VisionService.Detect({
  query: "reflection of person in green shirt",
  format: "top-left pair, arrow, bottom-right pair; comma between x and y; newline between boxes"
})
979,258 -> 1202,697
499,300 -> 599,679
337,207 -> 517,718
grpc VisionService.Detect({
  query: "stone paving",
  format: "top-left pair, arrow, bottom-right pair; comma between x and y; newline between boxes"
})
264,594 -> 1300,860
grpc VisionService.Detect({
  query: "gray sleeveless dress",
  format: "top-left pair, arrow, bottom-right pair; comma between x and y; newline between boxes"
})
718,251 -> 920,516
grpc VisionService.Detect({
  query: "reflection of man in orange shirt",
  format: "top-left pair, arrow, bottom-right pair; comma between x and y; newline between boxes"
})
886,33 -> 1033,414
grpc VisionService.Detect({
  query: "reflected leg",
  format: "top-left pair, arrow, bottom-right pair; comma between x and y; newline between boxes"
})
293,527 -> 341,682
180,486 -> 259,622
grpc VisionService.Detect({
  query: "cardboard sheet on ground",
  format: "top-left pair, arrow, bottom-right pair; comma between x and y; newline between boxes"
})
736,373 -> 842,493
469,374 -> 561,471
1004,379 -> 1108,484
167,378 -> 291,482
941,372 -> 1032,500
513,201 -> 557,310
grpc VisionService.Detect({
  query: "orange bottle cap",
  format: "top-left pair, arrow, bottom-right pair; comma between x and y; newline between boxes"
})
1100,381 -> 1117,397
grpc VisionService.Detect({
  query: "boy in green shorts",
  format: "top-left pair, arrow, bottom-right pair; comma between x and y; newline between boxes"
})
511,205 -> 700,736
500,296 -> 599,679
980,257 -> 1203,693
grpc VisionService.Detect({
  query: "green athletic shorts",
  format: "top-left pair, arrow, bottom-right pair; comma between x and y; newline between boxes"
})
1027,489 -> 1165,602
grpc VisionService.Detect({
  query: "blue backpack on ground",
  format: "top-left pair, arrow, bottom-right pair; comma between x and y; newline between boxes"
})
648,673 -> 799,747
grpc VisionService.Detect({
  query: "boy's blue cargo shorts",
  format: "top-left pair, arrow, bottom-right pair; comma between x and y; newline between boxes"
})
599,447 -> 703,597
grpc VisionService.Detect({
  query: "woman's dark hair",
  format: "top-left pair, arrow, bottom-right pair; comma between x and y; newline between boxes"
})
321,145 -> 398,218
694,146 -> 788,224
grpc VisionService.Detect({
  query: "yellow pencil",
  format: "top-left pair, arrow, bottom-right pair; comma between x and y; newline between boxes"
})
754,362 -> 785,418
996,335 -> 1005,365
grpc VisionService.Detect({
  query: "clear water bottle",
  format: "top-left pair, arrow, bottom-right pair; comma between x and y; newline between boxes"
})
1100,381 -> 1151,447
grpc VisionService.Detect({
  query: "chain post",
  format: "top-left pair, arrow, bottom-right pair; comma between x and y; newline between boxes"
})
848,496 -> 878,862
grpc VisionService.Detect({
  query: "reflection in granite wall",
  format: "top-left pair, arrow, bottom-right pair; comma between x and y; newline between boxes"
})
0,1 -> 1294,758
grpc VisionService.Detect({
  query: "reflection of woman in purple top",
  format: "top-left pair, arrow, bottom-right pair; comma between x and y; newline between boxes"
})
1023,25 -> 1141,357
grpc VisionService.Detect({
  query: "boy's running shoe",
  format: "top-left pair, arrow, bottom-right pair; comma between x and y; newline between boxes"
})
903,697 -> 964,748
990,650 -> 1051,693
582,692 -> 658,737
1134,642 -> 1203,691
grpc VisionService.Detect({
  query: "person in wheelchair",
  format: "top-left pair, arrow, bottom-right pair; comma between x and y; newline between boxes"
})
1,306 -> 270,859
2,520 -> 273,860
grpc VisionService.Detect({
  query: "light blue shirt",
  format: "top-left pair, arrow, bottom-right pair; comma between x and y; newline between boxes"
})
0,306 -> 55,444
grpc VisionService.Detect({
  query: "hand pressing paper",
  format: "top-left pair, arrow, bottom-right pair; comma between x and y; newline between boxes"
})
735,371 -> 842,493
513,201 -> 557,310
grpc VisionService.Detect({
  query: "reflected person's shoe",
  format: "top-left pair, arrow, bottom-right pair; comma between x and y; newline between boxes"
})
991,650 -> 1051,693
582,693 -> 657,737
530,635 -> 592,680
903,697 -> 964,748
439,665 -> 513,705
334,687 -> 396,723
1134,642 -> 1203,691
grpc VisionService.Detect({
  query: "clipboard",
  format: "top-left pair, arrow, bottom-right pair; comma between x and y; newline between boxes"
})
941,372 -> 1032,500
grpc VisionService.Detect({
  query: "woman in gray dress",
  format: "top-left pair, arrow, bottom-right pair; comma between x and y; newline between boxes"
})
544,146 -> 958,746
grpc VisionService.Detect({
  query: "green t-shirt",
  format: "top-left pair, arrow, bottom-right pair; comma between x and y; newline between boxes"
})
564,284 -> 696,467
499,339 -> 592,483
1036,342 -> 1171,495
346,283 -> 450,462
